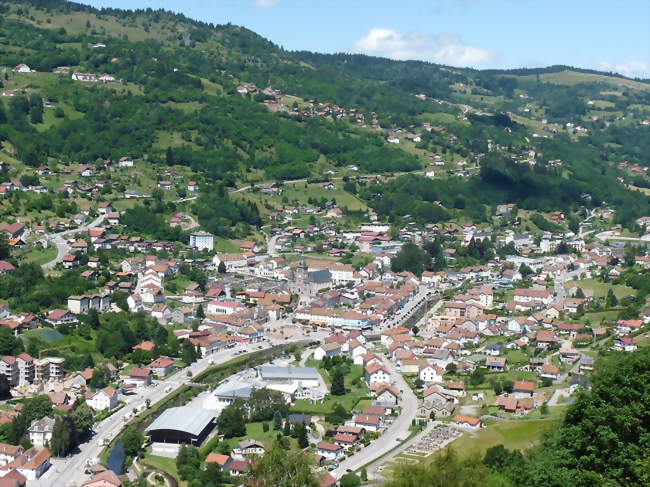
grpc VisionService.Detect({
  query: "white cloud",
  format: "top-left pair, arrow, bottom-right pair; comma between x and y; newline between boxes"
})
252,0 -> 279,7
593,61 -> 650,79
352,28 -> 494,67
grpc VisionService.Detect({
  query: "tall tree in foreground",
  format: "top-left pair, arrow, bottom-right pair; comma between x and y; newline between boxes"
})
246,440 -> 319,487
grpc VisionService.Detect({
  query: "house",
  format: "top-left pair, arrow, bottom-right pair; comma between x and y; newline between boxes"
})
232,439 -> 265,459
351,414 -> 382,432
187,181 -> 199,192
313,342 -> 341,361
125,368 -> 152,387
0,443 -> 24,467
147,356 -> 176,377
80,469 -> 122,487
62,254 -> 79,269
205,453 -> 232,471
364,363 -> 390,385
0,469 -> 27,487
0,262 -> 15,275
0,448 -> 51,480
118,157 -> 134,168
13,64 -> 32,73
540,363 -> 560,381
46,309 -> 77,326
86,387 -> 118,412
512,381 -> 535,398
27,417 -> 54,447
373,384 -> 400,406
71,368 -> 94,388
419,364 -> 444,383
613,337 -> 637,352
453,415 -> 482,429
485,357 -> 507,371
316,441 -> 343,461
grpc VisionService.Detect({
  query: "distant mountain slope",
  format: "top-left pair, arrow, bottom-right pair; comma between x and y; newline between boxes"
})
0,0 -> 648,229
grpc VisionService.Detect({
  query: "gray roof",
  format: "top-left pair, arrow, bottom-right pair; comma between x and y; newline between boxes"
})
308,269 -> 331,284
212,378 -> 265,400
145,406 -> 215,437
258,366 -> 320,381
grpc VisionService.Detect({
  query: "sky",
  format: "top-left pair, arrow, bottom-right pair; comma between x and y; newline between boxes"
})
81,0 -> 650,78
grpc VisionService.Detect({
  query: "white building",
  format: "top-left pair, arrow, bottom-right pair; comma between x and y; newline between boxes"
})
86,386 -> 119,411
189,231 -> 214,252
28,417 -> 54,447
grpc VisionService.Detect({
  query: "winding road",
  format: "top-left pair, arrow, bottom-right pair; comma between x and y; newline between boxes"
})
41,214 -> 106,271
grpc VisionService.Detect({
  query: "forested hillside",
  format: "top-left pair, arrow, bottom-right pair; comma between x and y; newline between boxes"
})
0,0 -> 649,232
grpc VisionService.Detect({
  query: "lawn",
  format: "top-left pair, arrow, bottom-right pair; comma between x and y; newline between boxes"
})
141,454 -> 185,486
22,244 -> 57,266
220,421 -> 289,451
291,364 -> 370,415
566,279 -> 634,299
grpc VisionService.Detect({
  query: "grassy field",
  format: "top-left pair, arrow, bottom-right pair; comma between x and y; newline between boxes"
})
515,70 -> 650,91
234,181 -> 368,213
22,244 -> 57,266
214,237 -> 240,253
566,279 -> 635,299
432,418 -> 558,463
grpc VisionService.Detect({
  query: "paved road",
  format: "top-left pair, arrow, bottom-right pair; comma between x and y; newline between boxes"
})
331,355 -> 418,478
41,214 -> 106,270
267,234 -> 280,257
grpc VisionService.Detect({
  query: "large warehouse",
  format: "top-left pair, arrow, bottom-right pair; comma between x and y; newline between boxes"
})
145,406 -> 216,445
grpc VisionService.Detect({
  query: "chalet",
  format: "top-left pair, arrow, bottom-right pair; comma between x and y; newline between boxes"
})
46,309 -> 77,326
315,441 -> 343,461
540,363 -> 560,381
485,357 -> 507,371
232,440 -> 265,459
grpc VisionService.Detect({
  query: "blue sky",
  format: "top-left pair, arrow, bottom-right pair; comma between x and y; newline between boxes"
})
82,0 -> 650,78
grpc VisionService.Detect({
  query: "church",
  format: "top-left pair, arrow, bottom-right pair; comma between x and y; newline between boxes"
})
290,258 -> 332,305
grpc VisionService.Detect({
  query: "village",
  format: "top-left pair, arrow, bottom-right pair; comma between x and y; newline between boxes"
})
0,159 -> 646,487
0,8 -> 647,486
